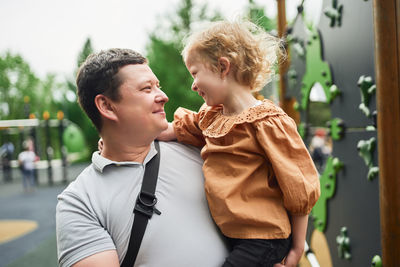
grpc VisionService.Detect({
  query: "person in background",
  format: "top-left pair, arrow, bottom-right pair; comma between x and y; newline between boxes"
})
309,128 -> 331,172
1,139 -> 14,182
18,138 -> 38,192
158,20 -> 321,267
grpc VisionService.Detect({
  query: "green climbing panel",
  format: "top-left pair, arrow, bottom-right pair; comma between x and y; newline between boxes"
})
311,156 -> 343,232
300,26 -> 335,110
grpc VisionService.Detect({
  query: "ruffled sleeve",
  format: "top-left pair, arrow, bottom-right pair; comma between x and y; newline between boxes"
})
172,105 -> 207,147
255,115 -> 320,215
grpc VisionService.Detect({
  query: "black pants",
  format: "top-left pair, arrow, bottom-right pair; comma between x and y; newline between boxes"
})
222,235 -> 292,267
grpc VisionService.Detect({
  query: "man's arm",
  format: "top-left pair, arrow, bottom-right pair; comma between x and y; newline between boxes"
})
57,190 -> 118,267
72,250 -> 119,267
274,214 -> 308,267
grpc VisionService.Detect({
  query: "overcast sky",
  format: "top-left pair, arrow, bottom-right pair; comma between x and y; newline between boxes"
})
0,0 -> 315,78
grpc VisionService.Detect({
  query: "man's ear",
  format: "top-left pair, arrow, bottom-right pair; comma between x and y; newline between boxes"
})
218,57 -> 231,79
94,94 -> 118,121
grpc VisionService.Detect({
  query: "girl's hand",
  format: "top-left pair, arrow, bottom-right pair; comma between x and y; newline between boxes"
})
157,123 -> 177,141
273,247 -> 303,267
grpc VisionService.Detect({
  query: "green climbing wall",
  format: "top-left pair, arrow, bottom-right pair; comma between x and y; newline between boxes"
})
286,0 -> 380,266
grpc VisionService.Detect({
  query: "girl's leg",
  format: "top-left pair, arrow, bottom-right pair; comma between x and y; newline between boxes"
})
222,236 -> 291,267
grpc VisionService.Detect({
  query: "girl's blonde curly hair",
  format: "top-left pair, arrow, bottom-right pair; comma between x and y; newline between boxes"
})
182,19 -> 284,92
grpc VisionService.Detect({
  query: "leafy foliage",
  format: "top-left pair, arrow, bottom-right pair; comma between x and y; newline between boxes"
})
0,52 -> 40,119
64,37 -> 99,154
248,0 -> 276,31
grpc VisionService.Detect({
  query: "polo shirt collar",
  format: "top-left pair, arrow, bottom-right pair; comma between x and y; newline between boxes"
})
92,141 -> 158,173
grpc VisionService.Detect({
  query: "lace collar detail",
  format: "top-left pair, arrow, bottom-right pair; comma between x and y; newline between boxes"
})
199,99 -> 285,138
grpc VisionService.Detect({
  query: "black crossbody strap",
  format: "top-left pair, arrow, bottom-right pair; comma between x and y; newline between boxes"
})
121,141 -> 161,267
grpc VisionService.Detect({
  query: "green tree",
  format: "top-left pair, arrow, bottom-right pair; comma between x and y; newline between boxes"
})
247,0 -> 276,31
64,37 -> 99,155
0,52 -> 40,120
146,0 -> 222,121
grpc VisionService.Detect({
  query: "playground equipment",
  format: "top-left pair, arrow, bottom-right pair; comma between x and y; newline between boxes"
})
0,112 -> 88,185
277,0 -> 399,266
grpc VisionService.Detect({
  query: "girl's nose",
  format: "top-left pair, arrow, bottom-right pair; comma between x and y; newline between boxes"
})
191,81 -> 198,91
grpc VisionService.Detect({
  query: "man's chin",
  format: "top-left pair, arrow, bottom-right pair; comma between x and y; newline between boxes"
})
156,119 -> 169,131
161,122 -> 169,131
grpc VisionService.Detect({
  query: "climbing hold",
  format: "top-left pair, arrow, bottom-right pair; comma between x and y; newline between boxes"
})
357,137 -> 375,168
371,255 -> 382,267
368,166 -> 379,181
357,75 -> 376,118
332,157 -> 344,173
327,118 -> 345,140
336,227 -> 351,260
329,84 -> 341,102
357,137 -> 379,180
324,0 -> 343,28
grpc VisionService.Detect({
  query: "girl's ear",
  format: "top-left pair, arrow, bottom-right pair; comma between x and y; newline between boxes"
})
218,57 -> 231,79
95,94 -> 118,122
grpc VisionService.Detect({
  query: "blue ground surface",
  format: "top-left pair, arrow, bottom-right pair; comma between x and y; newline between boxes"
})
0,164 -> 88,267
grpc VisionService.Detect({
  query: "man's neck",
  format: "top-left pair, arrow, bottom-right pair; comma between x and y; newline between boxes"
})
100,133 -> 153,163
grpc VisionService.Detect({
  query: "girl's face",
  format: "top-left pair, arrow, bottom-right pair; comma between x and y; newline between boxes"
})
185,52 -> 228,106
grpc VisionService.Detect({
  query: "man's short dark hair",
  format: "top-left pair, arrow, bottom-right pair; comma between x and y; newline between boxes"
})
76,48 -> 147,132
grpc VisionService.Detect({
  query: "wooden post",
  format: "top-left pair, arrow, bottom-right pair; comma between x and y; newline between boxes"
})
276,0 -> 300,123
372,0 -> 400,265
277,0 -> 288,109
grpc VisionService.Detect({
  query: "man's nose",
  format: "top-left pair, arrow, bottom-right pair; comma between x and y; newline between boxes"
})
155,88 -> 169,103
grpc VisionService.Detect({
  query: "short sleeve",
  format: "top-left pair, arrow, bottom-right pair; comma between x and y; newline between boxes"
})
56,191 -> 116,267
255,115 -> 320,215
172,106 -> 206,147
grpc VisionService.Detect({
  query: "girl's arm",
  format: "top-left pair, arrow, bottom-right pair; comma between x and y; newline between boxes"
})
157,122 -> 177,141
274,214 -> 308,267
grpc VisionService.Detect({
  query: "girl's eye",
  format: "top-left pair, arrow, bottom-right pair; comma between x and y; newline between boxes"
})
142,87 -> 151,91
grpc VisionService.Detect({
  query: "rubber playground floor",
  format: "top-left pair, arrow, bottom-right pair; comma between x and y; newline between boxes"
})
0,164 -> 88,267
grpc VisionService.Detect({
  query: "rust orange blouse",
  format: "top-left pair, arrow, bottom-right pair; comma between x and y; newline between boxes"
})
173,99 -> 320,239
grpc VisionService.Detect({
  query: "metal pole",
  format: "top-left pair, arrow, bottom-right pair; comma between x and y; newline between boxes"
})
57,111 -> 68,184
43,111 -> 53,186
372,0 -> 400,265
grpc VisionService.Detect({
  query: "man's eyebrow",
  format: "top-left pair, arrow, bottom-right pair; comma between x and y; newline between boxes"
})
138,79 -> 160,87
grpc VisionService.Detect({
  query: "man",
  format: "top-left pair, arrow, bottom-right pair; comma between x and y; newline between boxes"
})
56,48 -> 228,267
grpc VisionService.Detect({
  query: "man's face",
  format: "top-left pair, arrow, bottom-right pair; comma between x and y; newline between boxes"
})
111,64 -> 169,139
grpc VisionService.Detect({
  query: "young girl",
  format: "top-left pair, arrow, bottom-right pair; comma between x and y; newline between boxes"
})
158,20 -> 320,267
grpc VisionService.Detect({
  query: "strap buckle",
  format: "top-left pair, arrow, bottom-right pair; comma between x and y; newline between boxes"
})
134,191 -> 161,218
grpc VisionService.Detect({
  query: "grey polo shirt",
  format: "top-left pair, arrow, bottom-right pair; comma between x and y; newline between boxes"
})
56,141 -> 228,267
